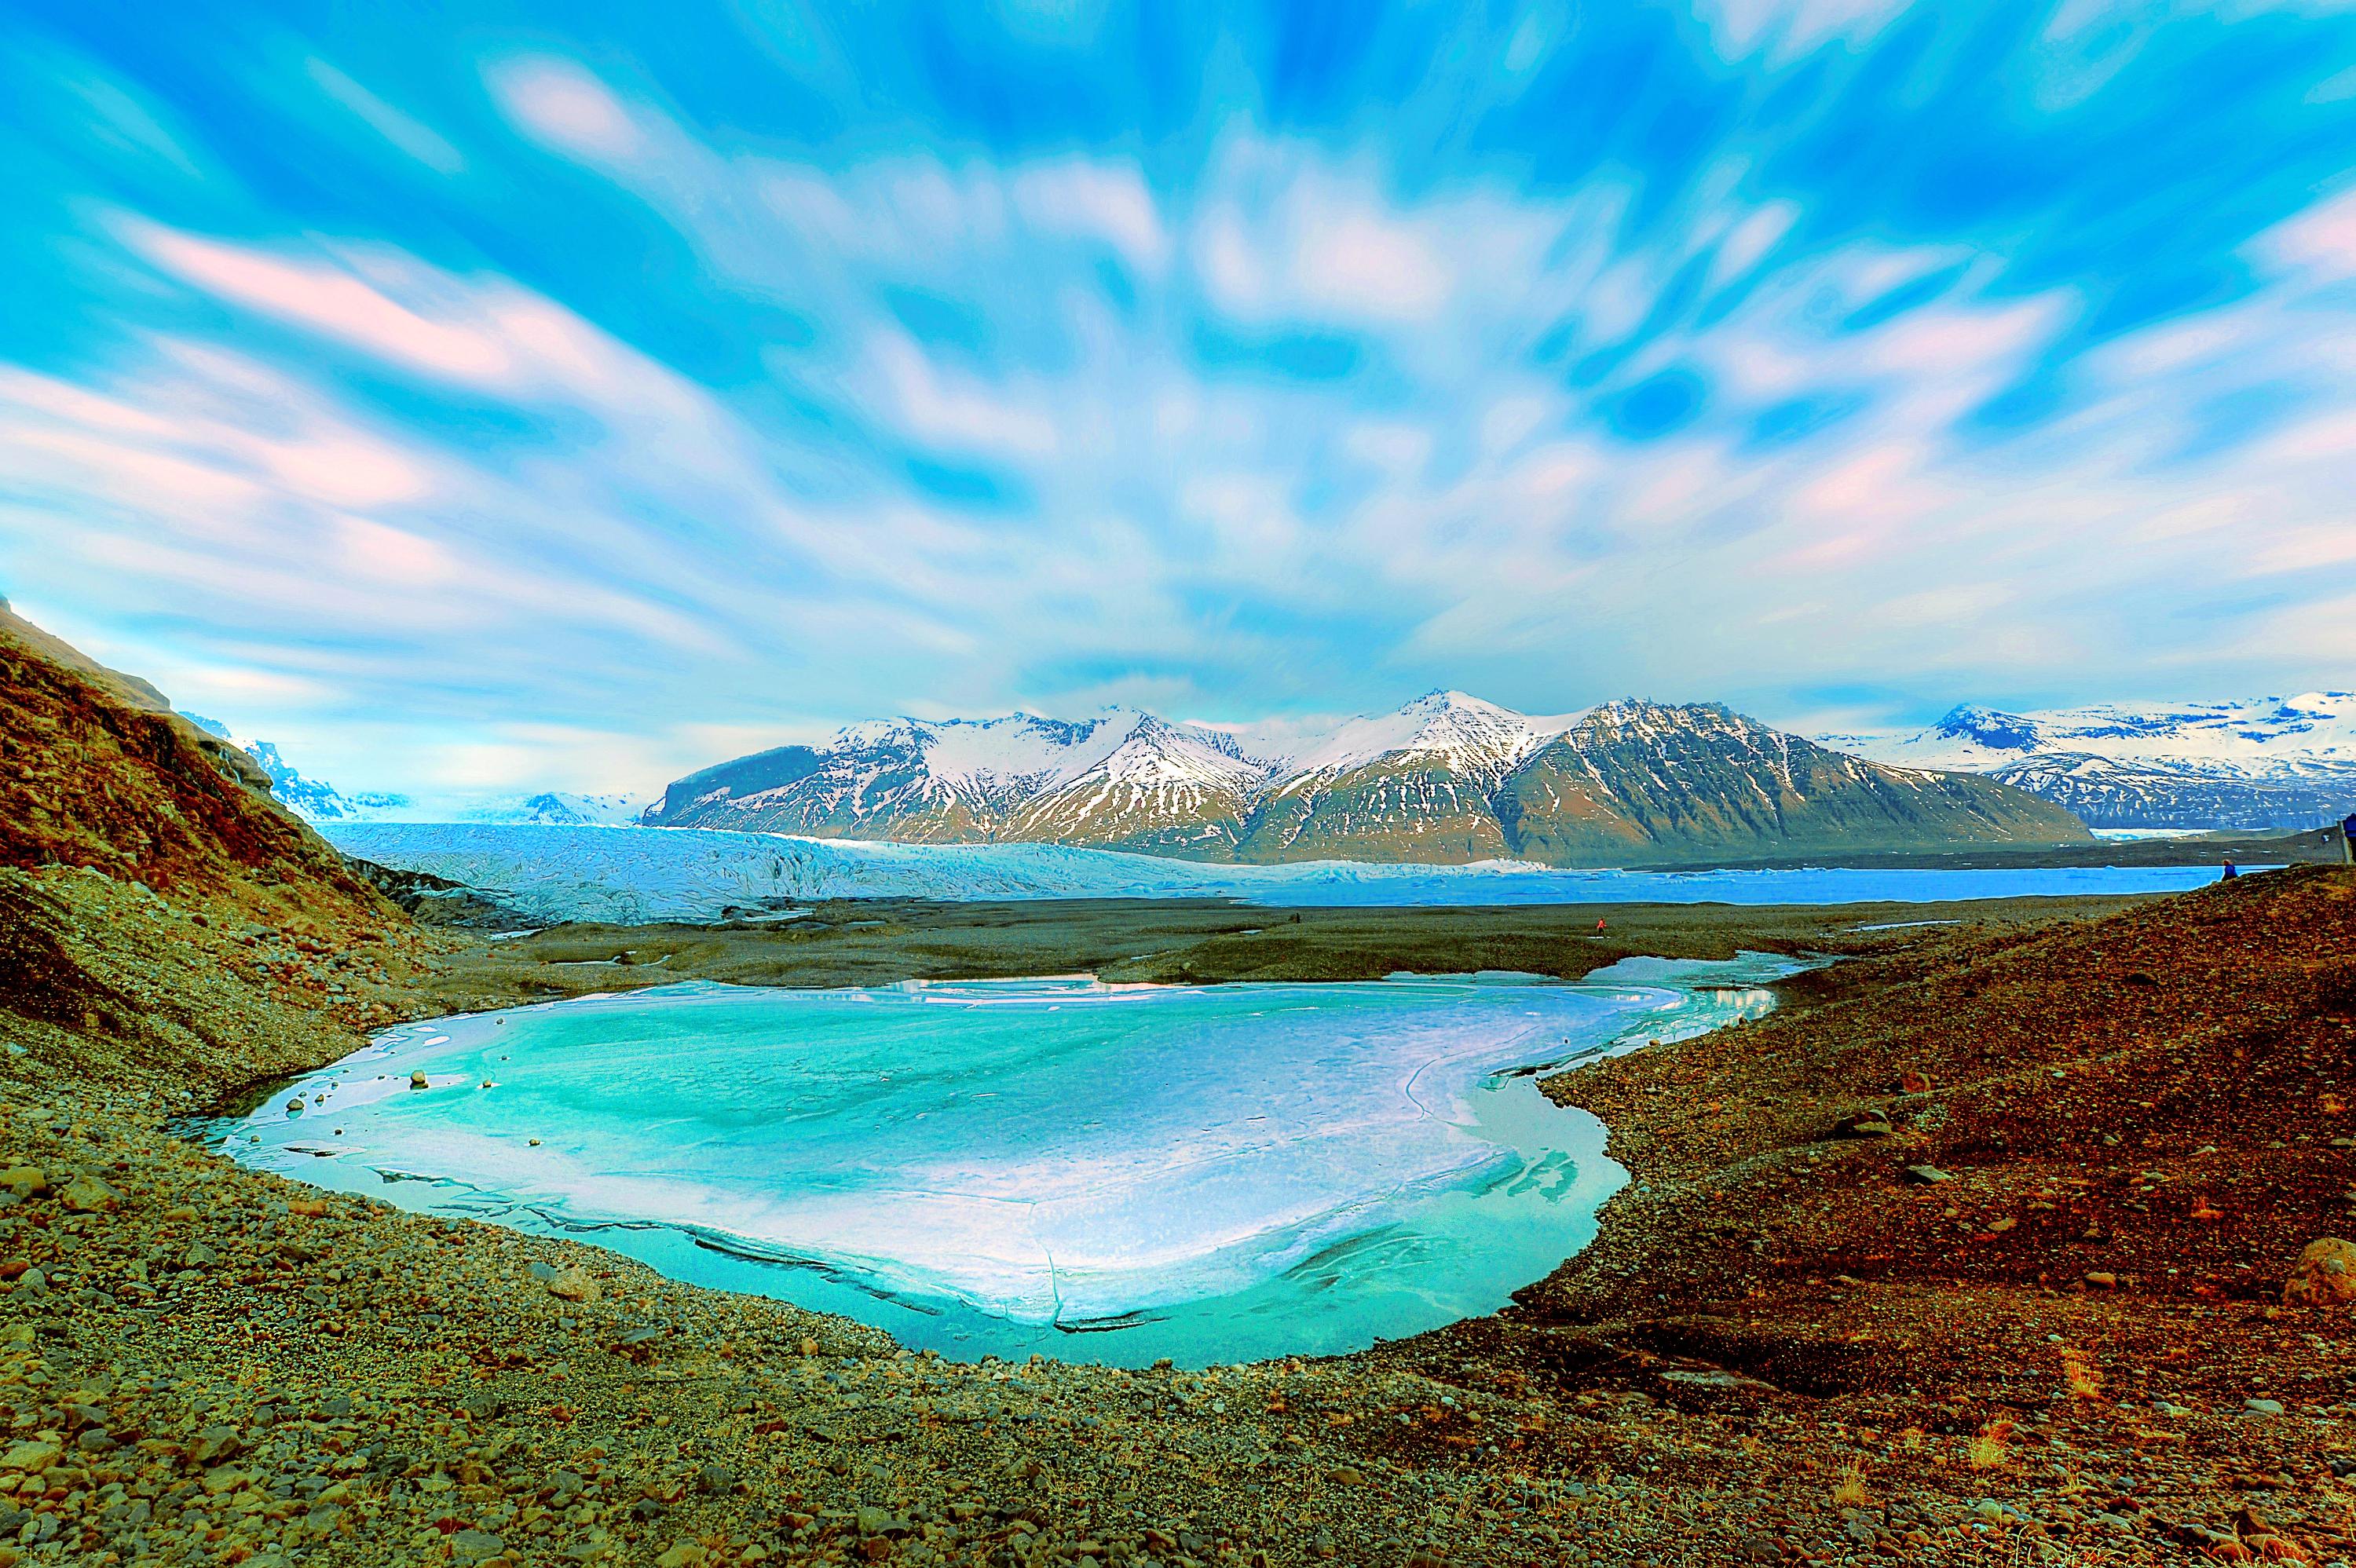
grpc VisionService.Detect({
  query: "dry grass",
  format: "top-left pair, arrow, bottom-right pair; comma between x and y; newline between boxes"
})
1965,1420 -> 2014,1472
1830,1457 -> 1873,1509
2061,1344 -> 2103,1401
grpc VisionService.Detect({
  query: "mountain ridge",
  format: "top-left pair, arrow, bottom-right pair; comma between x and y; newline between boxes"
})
1827,695 -> 2356,828
648,693 -> 2088,866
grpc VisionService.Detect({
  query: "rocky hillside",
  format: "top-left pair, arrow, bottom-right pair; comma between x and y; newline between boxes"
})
0,604 -> 419,1099
649,693 -> 2089,865
0,601 -> 387,936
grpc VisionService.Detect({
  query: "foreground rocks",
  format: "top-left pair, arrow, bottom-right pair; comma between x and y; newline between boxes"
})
6,866 -> 2355,1564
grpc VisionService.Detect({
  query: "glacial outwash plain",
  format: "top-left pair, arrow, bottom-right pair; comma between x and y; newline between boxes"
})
4,610 -> 2356,1568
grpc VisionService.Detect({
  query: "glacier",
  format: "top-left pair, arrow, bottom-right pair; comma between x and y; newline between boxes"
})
218,960 -> 1789,1365
324,820 -> 2242,925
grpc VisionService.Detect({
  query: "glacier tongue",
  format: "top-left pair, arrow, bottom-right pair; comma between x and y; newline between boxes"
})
323,821 -> 2238,925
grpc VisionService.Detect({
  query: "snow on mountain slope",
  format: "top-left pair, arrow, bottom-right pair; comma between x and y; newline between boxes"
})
1835,695 -> 2356,773
644,713 -> 1140,839
652,693 -> 2083,864
462,791 -> 652,828
178,713 -> 657,827
322,821 -> 2235,926
1828,695 -> 2356,828
180,714 -> 410,821
1238,690 -> 1578,782
1000,715 -> 1272,854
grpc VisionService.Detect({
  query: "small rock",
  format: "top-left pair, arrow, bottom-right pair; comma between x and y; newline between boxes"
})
1903,1164 -> 1952,1184
1835,1111 -> 1895,1139
187,1426 -> 243,1466
547,1266 -> 599,1303
0,1167 -> 48,1200
2244,1398 -> 2285,1416
451,1528 -> 507,1562
2083,1271 -> 2118,1289
1897,1071 -> 1933,1095
0,1442 -> 60,1474
409,1071 -> 429,1090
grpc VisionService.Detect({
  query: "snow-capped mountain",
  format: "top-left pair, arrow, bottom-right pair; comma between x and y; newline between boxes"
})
1827,696 -> 2356,829
647,692 -> 2087,866
181,715 -> 410,821
460,791 -> 650,828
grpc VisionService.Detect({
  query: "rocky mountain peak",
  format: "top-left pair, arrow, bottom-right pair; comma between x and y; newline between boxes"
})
1931,704 -> 2043,752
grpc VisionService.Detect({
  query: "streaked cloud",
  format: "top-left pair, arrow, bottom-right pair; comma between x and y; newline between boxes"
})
2,0 -> 2354,799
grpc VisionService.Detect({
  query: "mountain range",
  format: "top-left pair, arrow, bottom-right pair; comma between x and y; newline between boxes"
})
187,682 -> 2356,854
1823,695 -> 2356,830
643,692 -> 2088,866
178,714 -> 647,828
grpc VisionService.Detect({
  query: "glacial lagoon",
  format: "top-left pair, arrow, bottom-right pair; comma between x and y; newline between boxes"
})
221,956 -> 1793,1366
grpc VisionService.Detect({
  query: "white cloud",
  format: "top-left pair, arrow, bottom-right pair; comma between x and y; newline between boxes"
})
486,57 -> 644,159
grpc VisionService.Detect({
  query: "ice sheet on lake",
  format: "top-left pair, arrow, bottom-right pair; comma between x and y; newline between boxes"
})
221,967 -> 1785,1365
324,821 -> 2237,925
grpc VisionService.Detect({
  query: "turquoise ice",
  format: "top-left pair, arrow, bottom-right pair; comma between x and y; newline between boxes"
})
224,956 -> 1793,1365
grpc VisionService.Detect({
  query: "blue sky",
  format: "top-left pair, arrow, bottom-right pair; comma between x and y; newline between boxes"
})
5,0 -> 2356,799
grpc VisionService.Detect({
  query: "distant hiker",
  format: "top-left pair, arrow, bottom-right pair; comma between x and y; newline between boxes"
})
1594,917 -> 1608,934
2221,857 -> 2238,880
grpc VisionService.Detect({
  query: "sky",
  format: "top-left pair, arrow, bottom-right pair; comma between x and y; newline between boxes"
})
5,0 -> 2356,802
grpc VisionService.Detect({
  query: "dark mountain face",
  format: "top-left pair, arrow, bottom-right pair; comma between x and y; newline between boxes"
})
649,744 -> 831,822
1235,767 -> 1512,864
1501,702 -> 2088,864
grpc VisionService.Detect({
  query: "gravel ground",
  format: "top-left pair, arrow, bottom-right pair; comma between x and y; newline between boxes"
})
5,864 -> 2354,1566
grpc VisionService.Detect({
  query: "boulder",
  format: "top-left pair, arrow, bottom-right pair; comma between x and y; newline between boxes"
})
2281,1237 -> 2356,1308
546,1266 -> 600,1303
60,1171 -> 123,1213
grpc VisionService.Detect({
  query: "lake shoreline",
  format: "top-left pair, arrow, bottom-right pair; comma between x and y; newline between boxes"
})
8,873 -> 2354,1566
201,962 -> 1792,1368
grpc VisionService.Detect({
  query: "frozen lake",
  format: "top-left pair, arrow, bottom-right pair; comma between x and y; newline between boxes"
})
324,821 -> 2241,927
219,956 -> 1791,1365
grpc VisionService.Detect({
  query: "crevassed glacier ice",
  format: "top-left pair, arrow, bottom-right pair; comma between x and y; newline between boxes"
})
220,959 -> 1790,1365
323,820 -> 2238,926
